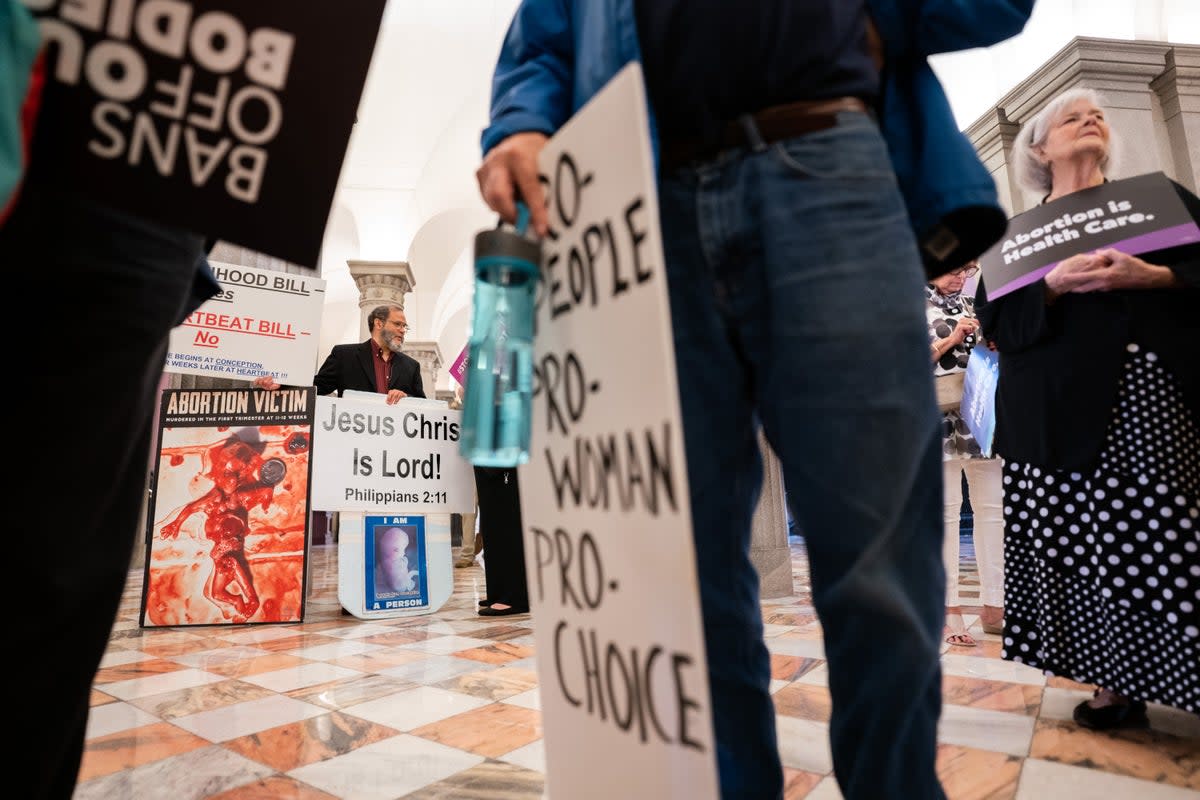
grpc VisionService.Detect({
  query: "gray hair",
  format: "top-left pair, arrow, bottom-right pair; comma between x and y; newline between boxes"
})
367,304 -> 404,332
1012,88 -> 1120,195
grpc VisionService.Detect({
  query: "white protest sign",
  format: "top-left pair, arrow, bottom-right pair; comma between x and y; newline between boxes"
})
522,63 -> 719,799
310,392 -> 476,513
165,261 -> 324,385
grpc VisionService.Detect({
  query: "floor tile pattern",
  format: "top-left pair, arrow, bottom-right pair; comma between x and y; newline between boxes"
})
74,538 -> 1198,798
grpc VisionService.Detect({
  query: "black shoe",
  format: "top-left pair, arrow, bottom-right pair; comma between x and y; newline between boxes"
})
478,599 -> 492,608
1073,698 -> 1148,730
478,604 -> 529,617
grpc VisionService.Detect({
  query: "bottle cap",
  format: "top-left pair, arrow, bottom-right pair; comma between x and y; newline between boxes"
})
474,228 -> 541,277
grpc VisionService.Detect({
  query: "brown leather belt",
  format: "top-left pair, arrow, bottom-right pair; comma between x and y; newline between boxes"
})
660,96 -> 870,170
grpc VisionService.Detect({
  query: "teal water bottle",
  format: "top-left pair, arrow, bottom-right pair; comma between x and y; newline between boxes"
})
459,205 -> 541,466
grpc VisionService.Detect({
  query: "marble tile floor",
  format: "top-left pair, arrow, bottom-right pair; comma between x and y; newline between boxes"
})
76,541 -> 1199,799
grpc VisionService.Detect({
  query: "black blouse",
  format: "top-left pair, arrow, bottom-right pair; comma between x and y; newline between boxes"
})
975,181 -> 1200,472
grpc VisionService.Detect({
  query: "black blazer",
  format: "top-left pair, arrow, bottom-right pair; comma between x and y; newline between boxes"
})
314,340 -> 425,398
976,197 -> 1200,471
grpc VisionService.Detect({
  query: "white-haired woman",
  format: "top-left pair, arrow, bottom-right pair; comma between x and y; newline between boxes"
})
977,88 -> 1199,729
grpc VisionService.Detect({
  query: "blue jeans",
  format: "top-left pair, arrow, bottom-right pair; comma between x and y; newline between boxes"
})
658,111 -> 946,800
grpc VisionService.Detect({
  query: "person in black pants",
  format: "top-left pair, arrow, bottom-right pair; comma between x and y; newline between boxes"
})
473,466 -> 529,616
7,184 -> 218,797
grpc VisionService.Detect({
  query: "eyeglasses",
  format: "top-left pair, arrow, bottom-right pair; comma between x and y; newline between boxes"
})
950,265 -> 980,277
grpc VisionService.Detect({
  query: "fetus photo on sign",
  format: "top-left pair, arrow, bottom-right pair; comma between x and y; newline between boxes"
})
365,516 -> 428,610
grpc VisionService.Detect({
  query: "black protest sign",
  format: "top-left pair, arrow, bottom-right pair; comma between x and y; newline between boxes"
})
980,172 -> 1200,300
22,0 -> 385,267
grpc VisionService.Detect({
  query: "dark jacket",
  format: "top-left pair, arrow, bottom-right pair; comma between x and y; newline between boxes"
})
976,183 -> 1200,471
314,340 -> 426,398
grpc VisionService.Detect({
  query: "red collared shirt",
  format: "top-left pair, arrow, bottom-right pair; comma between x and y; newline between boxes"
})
372,344 -> 391,394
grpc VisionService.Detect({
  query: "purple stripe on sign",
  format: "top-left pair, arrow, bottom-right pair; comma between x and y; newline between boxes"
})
988,221 -> 1200,299
1112,220 -> 1200,254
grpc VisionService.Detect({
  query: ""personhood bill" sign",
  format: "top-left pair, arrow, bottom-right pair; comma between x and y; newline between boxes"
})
979,172 -> 1200,299
22,0 -> 386,267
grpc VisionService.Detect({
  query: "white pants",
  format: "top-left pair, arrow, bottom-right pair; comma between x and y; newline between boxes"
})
943,458 -> 1004,607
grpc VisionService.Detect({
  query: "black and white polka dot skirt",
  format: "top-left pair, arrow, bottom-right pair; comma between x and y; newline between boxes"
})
1002,346 -> 1199,713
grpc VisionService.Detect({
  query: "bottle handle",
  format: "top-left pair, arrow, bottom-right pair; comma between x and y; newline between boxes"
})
496,201 -> 532,237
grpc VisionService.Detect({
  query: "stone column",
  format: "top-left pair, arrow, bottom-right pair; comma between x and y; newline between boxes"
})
347,259 -> 416,339
403,340 -> 444,399
750,431 -> 793,599
966,107 -> 1023,216
1151,44 -> 1200,192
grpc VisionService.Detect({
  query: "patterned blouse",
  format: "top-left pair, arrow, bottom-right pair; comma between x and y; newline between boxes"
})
925,285 -> 988,461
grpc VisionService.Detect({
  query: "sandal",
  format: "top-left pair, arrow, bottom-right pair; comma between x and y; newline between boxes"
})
944,610 -> 977,647
944,629 -> 978,647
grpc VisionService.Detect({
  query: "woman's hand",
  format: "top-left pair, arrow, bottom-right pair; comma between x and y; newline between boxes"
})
1044,252 -> 1107,300
932,317 -> 979,360
1072,249 -> 1178,292
948,317 -> 980,345
1045,249 -> 1177,300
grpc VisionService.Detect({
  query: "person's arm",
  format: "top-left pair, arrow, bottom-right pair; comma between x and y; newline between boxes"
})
975,277 -> 1051,355
160,494 -> 212,538
313,350 -> 342,396
408,363 -> 425,399
1162,180 -> 1200,288
1165,252 -> 1200,288
476,0 -> 574,236
867,0 -> 1034,60
482,0 -> 573,155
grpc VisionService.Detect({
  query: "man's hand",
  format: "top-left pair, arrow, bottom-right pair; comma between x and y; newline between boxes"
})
386,389 -> 408,405
253,375 -> 280,391
476,131 -> 550,236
